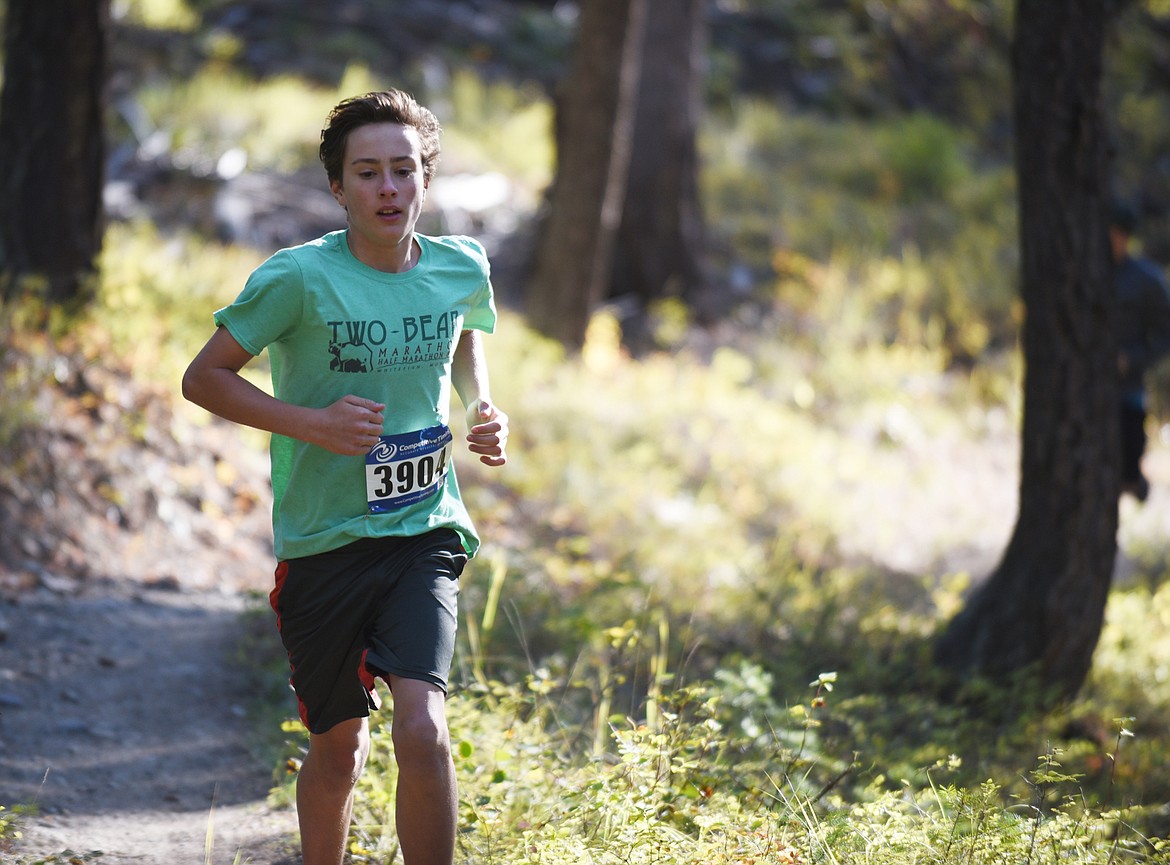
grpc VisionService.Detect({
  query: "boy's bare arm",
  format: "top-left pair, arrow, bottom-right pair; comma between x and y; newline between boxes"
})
181,326 -> 385,456
452,329 -> 508,467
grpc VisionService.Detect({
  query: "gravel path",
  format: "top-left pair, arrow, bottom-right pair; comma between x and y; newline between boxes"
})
0,582 -> 300,864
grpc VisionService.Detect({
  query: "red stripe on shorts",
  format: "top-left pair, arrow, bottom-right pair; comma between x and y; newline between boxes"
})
359,648 -> 382,711
269,561 -> 288,628
269,561 -> 309,727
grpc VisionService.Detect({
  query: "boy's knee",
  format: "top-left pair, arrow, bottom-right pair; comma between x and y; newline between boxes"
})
392,710 -> 451,767
311,723 -> 370,784
322,746 -> 368,787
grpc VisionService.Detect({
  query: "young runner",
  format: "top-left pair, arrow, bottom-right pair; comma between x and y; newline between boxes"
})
182,88 -> 508,865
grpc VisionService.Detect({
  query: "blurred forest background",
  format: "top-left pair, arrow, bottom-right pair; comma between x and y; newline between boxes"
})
6,0 -> 1170,862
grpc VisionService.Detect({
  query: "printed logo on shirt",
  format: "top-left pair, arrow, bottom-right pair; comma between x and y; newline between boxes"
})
327,310 -> 463,373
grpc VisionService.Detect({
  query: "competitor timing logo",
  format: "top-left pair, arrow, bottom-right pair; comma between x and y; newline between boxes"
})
328,310 -> 462,373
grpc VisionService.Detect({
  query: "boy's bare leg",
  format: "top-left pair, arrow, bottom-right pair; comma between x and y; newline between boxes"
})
297,717 -> 370,865
389,676 -> 458,865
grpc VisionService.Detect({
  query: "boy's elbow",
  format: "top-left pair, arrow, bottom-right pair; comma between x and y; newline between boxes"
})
180,363 -> 204,406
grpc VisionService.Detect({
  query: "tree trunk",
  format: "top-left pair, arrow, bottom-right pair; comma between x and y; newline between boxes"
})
0,0 -> 109,309
525,0 -> 649,349
934,0 -> 1116,702
608,0 -> 710,350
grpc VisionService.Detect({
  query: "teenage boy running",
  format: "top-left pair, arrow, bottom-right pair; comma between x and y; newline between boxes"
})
183,89 -> 508,865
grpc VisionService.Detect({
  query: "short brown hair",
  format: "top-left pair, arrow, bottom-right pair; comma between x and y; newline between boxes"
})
319,90 -> 442,185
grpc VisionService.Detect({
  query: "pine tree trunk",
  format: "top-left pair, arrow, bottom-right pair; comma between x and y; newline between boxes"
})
609,0 -> 709,350
0,0 -> 108,308
934,0 -> 1117,702
525,0 -> 649,348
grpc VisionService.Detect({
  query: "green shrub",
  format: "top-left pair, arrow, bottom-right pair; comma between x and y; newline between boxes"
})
701,100 -> 1019,362
338,671 -> 1170,864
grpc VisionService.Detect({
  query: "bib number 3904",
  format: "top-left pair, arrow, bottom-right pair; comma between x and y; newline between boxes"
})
365,425 -> 452,513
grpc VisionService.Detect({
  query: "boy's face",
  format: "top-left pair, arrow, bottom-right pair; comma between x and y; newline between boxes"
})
330,122 -> 428,269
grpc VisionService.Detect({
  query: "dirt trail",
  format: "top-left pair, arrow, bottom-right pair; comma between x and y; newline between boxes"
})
0,583 -> 300,864
0,353 -> 302,863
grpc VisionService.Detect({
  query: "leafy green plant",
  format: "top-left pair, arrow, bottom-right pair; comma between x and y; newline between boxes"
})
0,804 -> 21,852
337,667 -> 1170,865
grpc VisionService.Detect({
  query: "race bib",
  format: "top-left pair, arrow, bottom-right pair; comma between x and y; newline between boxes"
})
365,424 -> 453,513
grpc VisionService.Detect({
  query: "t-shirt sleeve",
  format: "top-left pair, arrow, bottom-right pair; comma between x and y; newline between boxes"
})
459,237 -> 497,334
213,250 -> 306,355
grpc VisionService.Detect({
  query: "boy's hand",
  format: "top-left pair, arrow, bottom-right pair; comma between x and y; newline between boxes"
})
314,395 -> 386,455
465,399 -> 508,467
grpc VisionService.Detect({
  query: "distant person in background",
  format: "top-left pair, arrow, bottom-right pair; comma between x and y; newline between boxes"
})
183,90 -> 508,865
1111,198 -> 1170,502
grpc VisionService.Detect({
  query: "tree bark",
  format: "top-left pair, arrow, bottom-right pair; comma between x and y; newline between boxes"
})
0,0 -> 109,309
525,0 -> 649,349
934,0 -> 1116,702
609,0 -> 710,350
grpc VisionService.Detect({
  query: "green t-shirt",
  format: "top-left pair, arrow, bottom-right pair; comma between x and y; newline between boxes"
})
214,230 -> 497,560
